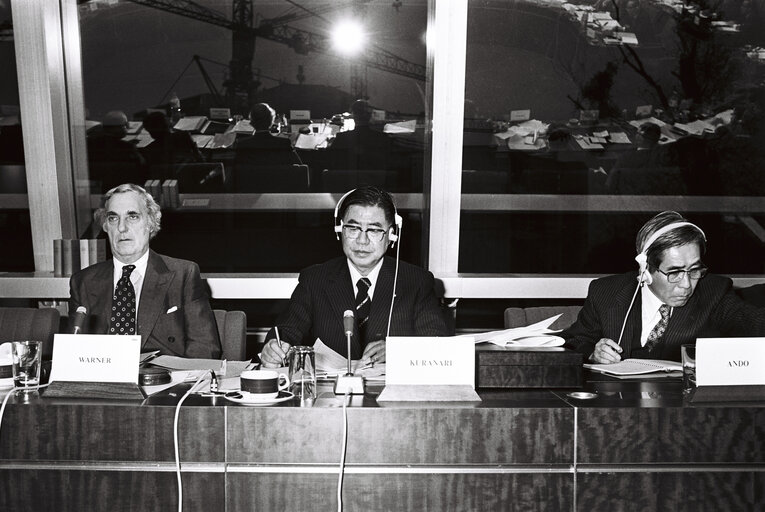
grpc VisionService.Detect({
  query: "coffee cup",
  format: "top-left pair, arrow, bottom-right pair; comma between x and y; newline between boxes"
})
240,369 -> 289,398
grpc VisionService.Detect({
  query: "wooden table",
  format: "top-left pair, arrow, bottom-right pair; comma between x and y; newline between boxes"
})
0,377 -> 763,511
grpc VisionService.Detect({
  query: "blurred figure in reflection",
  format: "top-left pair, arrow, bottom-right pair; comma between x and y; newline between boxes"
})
327,99 -> 399,171
562,211 -> 765,363
233,102 -> 300,167
69,183 -> 221,358
141,111 -> 203,167
87,110 -> 146,191
606,121 -> 685,195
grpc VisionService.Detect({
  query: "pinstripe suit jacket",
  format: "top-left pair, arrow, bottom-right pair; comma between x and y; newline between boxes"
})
561,272 -> 765,362
69,250 -> 221,359
266,256 -> 449,358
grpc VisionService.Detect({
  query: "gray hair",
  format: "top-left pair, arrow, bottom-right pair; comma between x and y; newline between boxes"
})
94,183 -> 162,239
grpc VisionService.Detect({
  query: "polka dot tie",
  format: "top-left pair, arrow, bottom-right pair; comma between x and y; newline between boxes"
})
110,265 -> 136,335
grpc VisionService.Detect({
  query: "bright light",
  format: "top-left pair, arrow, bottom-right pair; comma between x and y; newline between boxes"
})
331,20 -> 366,56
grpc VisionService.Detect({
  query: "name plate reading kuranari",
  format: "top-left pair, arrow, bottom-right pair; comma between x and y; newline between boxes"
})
385,336 -> 476,387
50,334 -> 141,384
696,337 -> 765,386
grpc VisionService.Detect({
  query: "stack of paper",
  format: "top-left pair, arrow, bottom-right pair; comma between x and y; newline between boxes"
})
470,315 -> 566,347
314,339 -> 385,380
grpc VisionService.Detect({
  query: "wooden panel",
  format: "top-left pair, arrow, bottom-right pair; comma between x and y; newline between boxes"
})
228,472 -> 572,511
0,403 -> 224,462
577,407 -> 765,463
577,472 -> 758,511
227,406 -> 574,465
0,470 -> 223,512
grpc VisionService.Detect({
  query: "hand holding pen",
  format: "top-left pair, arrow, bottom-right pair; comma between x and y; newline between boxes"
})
260,327 -> 291,368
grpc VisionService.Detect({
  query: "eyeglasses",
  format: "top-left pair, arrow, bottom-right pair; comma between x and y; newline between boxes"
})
342,224 -> 389,242
654,266 -> 708,283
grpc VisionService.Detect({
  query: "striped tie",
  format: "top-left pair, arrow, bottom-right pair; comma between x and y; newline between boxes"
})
644,304 -> 669,352
355,278 -> 372,345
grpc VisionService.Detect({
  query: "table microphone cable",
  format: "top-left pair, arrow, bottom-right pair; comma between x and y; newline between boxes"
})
336,388 -> 352,512
174,371 -> 208,512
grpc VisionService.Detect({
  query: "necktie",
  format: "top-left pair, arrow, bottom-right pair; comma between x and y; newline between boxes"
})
355,277 -> 372,345
110,265 -> 137,335
644,304 -> 669,352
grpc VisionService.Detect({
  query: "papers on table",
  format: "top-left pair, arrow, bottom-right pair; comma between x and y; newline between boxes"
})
383,120 -> 417,134
470,314 -> 566,348
147,355 -> 251,378
314,339 -> 385,380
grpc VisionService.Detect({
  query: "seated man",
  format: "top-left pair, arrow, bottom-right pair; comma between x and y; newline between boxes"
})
562,211 -> 765,363
69,183 -> 222,359
260,186 -> 449,367
140,111 -> 203,167
233,103 -> 301,167
87,111 -> 147,191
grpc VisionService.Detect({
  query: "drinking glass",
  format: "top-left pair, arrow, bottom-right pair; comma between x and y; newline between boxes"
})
681,344 -> 696,394
11,340 -> 42,392
288,346 -> 316,405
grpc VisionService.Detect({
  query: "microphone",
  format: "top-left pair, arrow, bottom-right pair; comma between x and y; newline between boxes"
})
334,310 -> 365,395
343,310 -> 354,337
72,306 -> 87,335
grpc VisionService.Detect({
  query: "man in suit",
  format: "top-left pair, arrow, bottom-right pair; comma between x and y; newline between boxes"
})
69,183 -> 221,359
562,211 -> 765,363
233,102 -> 301,167
260,186 -> 448,367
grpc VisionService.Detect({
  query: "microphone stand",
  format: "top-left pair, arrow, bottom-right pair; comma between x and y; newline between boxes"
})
334,316 -> 365,395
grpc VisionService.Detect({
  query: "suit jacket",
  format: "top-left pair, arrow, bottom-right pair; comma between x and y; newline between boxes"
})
233,131 -> 300,167
561,272 -> 765,361
266,256 -> 449,358
69,250 -> 221,358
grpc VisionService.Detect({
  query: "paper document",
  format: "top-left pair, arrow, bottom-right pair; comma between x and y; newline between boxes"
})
470,314 -> 565,347
314,339 -> 385,379
584,359 -> 681,376
147,355 -> 251,378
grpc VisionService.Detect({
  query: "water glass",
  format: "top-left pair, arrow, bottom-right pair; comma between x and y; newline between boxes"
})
11,340 -> 42,392
681,344 -> 696,394
288,346 -> 316,404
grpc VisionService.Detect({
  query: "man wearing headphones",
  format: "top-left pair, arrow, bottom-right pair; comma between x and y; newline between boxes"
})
562,211 -> 765,363
260,186 -> 449,367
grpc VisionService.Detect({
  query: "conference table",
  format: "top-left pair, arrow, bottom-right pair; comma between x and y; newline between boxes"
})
1,375 -> 763,511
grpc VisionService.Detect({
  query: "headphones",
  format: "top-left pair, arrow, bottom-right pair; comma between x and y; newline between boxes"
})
635,221 -> 706,286
333,188 -> 403,248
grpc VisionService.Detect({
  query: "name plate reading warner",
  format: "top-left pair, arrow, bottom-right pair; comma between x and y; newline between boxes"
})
696,337 -> 765,386
50,334 -> 141,384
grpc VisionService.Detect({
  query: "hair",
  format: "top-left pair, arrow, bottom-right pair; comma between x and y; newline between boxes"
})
94,183 -> 162,239
350,99 -> 372,126
249,103 -> 276,131
638,122 -> 661,143
635,211 -> 706,269
338,186 -> 396,227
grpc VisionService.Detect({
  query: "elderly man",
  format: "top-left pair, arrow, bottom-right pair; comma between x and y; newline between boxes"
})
562,211 -> 765,363
260,186 -> 449,367
69,183 -> 221,358
233,102 -> 300,167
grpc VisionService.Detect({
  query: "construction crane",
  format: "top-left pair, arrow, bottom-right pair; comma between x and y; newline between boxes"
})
121,0 -> 426,104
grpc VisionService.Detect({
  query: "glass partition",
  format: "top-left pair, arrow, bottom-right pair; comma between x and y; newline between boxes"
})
0,2 -> 33,272
461,0 -> 765,275
77,0 -> 430,271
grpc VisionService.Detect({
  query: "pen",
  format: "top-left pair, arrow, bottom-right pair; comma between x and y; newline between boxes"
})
275,326 -> 288,366
209,370 -> 218,393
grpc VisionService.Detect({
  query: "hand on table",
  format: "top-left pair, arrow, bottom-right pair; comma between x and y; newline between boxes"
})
590,338 -> 623,364
359,340 -> 385,367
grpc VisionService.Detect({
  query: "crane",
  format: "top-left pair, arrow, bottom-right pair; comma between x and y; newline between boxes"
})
120,0 -> 426,105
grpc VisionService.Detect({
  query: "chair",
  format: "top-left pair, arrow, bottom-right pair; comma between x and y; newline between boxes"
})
504,306 -> 582,330
321,168 -> 405,192
149,162 -> 226,193
0,307 -> 60,360
213,309 -> 247,360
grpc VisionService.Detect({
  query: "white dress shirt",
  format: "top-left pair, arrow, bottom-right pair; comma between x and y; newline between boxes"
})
112,251 -> 149,310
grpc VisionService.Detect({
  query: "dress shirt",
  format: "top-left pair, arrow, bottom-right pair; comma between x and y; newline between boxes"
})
640,285 -> 672,347
112,251 -> 149,310
347,258 -> 384,301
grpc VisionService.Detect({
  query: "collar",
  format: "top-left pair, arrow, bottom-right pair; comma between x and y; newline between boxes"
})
347,257 -> 384,299
113,250 -> 149,285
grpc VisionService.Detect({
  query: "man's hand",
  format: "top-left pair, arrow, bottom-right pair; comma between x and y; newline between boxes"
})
590,338 -> 623,364
260,339 -> 291,368
359,339 -> 385,367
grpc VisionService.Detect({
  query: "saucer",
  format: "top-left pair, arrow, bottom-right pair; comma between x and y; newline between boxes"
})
224,390 -> 294,406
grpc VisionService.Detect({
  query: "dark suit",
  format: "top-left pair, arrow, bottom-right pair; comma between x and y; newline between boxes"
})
562,272 -> 765,361
233,131 -> 300,167
69,250 -> 221,359
266,256 -> 449,358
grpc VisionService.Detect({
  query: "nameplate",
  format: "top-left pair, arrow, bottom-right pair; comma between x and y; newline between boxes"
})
289,109 -> 311,121
50,334 -> 141,384
696,337 -> 765,386
208,107 -> 231,120
579,109 -> 600,122
385,336 -> 475,387
510,109 -> 531,122
635,105 -> 653,117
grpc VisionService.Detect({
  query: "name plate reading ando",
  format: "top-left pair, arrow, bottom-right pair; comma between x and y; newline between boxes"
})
50,334 -> 141,384
386,336 -> 475,387
696,337 -> 765,386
